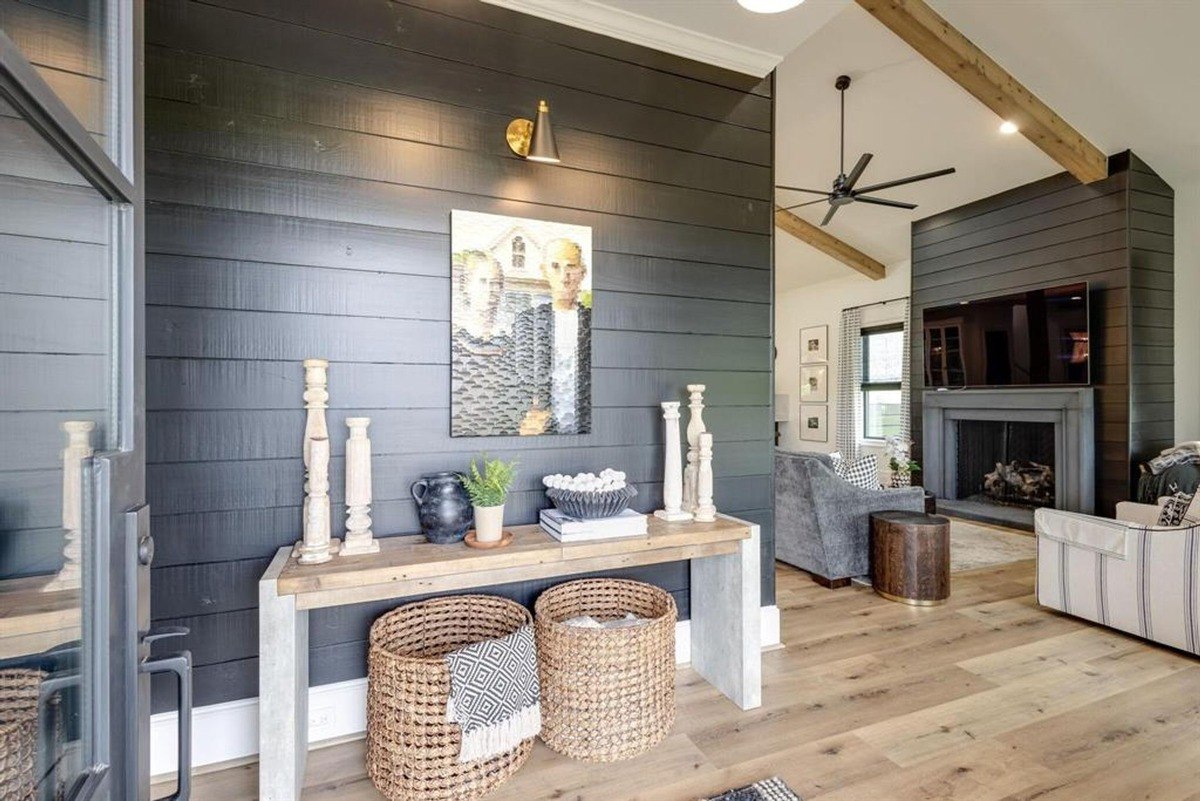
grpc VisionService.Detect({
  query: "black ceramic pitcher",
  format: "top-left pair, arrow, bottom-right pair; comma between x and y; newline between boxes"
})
410,471 -> 473,544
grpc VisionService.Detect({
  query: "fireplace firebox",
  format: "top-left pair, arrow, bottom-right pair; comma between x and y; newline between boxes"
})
955,420 -> 1056,509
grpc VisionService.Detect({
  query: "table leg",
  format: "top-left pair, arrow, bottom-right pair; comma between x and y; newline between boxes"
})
259,570 -> 309,801
689,514 -> 762,710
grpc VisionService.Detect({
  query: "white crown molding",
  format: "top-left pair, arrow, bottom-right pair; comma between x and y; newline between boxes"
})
479,0 -> 781,77
150,606 -> 782,779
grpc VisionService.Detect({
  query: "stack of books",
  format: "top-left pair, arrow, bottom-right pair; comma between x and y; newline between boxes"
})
539,508 -> 648,542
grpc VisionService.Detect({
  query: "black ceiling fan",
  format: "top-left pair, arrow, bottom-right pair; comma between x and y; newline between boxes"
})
777,75 -> 956,227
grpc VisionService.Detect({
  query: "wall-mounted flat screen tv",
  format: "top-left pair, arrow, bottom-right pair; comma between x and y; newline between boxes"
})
922,283 -> 1090,388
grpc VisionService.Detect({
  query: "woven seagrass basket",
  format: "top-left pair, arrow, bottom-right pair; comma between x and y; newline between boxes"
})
0,669 -> 43,801
535,578 -> 676,762
367,595 -> 534,801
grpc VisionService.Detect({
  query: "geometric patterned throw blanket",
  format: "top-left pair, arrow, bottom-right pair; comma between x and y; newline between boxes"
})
445,624 -> 541,764
703,777 -> 802,801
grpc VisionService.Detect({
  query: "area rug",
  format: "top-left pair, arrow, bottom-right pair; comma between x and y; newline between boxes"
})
703,776 -> 801,800
949,518 -> 1036,572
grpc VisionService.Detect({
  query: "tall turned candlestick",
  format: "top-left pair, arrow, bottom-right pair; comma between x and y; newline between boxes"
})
297,436 -> 334,564
682,383 -> 707,513
44,420 -> 95,592
302,358 -> 329,539
340,417 -> 379,556
654,402 -> 692,522
694,431 -> 717,523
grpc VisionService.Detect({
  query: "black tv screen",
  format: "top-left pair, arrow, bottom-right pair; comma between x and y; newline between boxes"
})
923,283 -> 1090,388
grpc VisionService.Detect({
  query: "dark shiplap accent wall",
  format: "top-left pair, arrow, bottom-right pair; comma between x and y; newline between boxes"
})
145,0 -> 774,710
911,153 -> 1174,516
1127,154 -> 1176,478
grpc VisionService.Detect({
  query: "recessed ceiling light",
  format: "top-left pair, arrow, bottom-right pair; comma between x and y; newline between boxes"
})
999,120 -> 1019,135
737,0 -> 804,13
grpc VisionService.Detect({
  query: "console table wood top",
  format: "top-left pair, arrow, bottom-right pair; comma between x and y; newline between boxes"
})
270,516 -> 751,611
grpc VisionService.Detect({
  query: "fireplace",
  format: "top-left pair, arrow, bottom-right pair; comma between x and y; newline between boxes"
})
923,388 -> 1094,529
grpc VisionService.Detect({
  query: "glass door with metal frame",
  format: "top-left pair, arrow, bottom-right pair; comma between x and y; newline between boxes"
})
0,2 -> 185,800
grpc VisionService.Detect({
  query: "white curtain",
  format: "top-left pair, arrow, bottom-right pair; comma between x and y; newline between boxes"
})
836,307 -> 863,457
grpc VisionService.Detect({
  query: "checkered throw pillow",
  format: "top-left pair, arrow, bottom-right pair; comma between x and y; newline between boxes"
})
1157,492 -> 1194,526
836,454 -> 880,491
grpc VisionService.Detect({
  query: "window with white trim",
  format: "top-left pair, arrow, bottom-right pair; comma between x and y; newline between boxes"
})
861,324 -> 904,440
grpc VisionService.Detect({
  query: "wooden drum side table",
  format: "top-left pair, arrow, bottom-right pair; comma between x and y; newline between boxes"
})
869,511 -> 951,606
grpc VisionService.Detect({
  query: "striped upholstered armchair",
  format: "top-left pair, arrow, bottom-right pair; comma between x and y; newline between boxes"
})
1036,506 -> 1200,655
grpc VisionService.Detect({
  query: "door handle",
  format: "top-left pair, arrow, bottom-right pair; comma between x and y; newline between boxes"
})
141,627 -> 192,801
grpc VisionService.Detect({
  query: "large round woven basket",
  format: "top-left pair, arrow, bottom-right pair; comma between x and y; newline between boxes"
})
535,578 -> 676,762
0,669 -> 43,801
367,596 -> 534,801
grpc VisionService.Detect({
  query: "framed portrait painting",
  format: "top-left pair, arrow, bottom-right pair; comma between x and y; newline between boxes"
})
799,404 -> 828,442
800,364 -> 828,403
450,210 -> 593,437
800,325 -> 828,364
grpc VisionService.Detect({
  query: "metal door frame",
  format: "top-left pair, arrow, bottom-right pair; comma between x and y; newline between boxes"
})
0,1 -> 154,799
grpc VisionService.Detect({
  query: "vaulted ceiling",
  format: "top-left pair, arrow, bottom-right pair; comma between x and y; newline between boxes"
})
488,0 -> 1200,289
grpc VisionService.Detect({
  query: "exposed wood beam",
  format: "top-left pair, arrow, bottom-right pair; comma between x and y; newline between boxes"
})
774,207 -> 887,281
855,0 -> 1109,184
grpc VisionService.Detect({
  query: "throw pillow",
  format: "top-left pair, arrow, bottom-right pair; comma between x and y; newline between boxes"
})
1157,492 -> 1194,526
837,454 -> 880,491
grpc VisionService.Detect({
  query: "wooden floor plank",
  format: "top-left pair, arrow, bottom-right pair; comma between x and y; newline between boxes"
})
854,647 -> 1191,768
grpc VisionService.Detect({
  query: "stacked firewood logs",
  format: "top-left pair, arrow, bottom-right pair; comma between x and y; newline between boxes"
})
983,460 -> 1055,504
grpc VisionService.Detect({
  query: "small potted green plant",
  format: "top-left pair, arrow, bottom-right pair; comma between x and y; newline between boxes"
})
459,455 -> 518,543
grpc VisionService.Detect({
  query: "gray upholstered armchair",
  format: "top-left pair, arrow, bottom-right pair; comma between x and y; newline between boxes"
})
774,450 -> 925,586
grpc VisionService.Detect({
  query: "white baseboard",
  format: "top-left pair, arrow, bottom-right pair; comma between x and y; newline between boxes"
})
150,605 -> 781,778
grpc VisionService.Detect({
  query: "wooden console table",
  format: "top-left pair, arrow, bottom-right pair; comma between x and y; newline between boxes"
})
258,514 -> 762,801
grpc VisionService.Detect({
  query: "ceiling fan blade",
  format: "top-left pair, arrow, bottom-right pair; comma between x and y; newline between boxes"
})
775,184 -> 831,195
853,167 -> 956,195
853,195 -> 918,210
781,197 -> 831,212
820,204 -> 839,227
843,153 -> 873,190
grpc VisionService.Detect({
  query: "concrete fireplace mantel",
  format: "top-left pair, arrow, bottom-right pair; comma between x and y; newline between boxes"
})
923,388 -> 1095,516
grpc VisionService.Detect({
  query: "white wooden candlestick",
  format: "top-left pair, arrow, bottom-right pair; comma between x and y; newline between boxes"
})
44,420 -> 95,592
297,436 -> 335,564
654,402 -> 692,522
694,431 -> 717,523
302,358 -> 329,539
682,384 -> 707,513
340,417 -> 379,556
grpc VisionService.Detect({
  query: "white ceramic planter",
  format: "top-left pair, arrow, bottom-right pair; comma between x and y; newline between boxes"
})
474,503 -> 505,542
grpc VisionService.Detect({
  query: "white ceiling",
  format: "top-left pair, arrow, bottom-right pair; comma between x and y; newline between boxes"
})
929,0 -> 1200,188
774,3 -> 1060,289
774,0 -> 1200,290
594,0 -> 848,66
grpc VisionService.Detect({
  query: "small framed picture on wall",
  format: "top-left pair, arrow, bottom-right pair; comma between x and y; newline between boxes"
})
800,364 -> 828,403
800,325 -> 828,364
799,404 -> 828,442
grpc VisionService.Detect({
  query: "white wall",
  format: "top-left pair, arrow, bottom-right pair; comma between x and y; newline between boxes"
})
775,260 -> 912,474
1176,182 -> 1200,441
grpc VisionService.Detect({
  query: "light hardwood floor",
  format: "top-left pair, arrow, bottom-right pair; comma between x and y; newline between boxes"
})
176,558 -> 1200,800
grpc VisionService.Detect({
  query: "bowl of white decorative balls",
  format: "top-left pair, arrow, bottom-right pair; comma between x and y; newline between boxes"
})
542,468 -> 638,519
